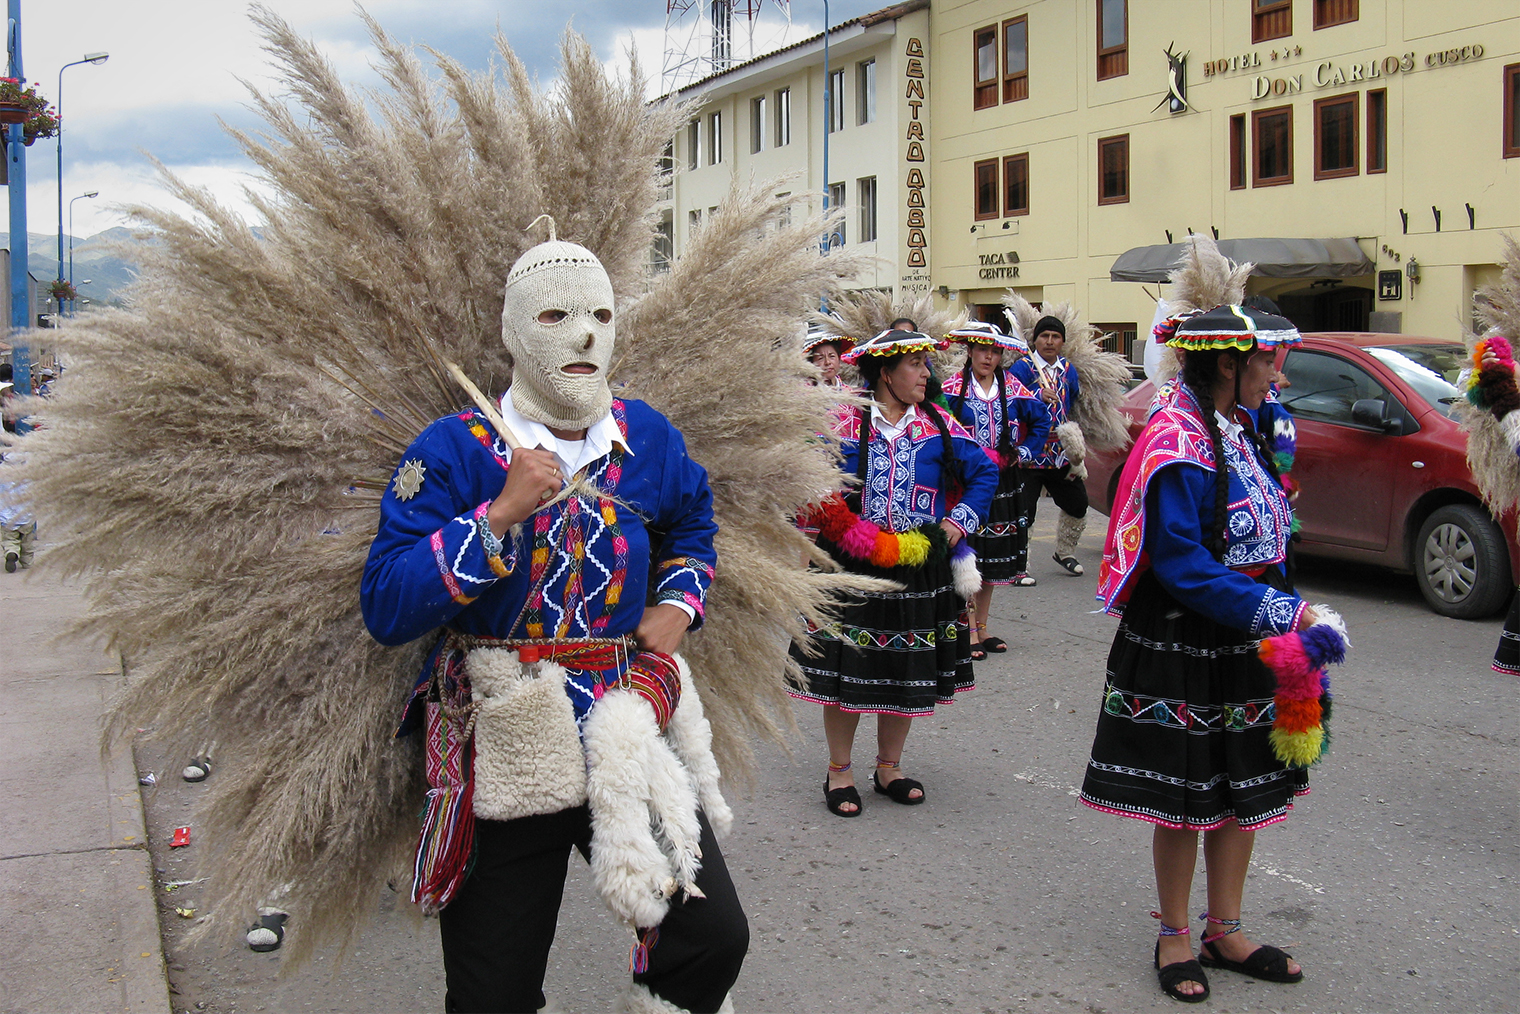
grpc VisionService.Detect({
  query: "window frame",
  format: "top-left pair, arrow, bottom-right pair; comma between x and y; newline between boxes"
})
858,59 -> 876,125
687,119 -> 700,171
1003,153 -> 1029,217
1002,15 -> 1029,103
1252,104 -> 1295,187
1313,0 -> 1357,30
774,87 -> 791,147
708,111 -> 722,165
858,176 -> 878,242
1097,134 -> 1129,206
688,208 -> 702,237
828,68 -> 845,133
827,182 -> 847,245
1230,113 -> 1248,190
974,25 -> 998,109
1506,64 -> 1520,159
1367,87 -> 1387,173
974,158 -> 999,221
1096,0 -> 1128,81
1313,91 -> 1359,180
1093,321 -> 1138,360
750,95 -> 766,154
1253,0 -> 1292,44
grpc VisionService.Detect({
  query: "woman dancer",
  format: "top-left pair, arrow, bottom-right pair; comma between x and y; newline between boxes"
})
792,329 -> 996,815
1083,306 -> 1342,1002
803,331 -> 855,390
941,321 -> 1051,659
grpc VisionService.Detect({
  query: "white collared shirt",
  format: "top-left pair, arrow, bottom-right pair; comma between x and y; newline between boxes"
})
1038,355 -> 1067,388
1215,410 -> 1246,443
870,401 -> 919,441
972,373 -> 999,400
498,389 -> 632,477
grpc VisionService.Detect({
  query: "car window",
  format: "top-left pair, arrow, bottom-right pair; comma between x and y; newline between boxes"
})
1365,344 -> 1465,419
1280,349 -> 1391,426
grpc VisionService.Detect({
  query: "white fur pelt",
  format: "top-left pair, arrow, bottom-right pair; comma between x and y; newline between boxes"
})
618,983 -> 735,1014
583,656 -> 729,930
1054,421 -> 1088,480
1459,234 -> 1520,517
1055,511 -> 1087,564
7,9 -> 879,961
951,549 -> 982,600
1002,294 -> 1133,453
467,651 -> 588,821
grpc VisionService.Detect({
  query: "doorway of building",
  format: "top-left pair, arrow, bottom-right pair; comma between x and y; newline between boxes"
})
1272,284 -> 1373,332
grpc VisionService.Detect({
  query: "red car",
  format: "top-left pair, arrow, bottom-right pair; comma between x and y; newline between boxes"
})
1084,333 -> 1519,619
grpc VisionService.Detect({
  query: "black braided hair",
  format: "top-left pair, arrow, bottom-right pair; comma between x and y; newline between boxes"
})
859,352 -> 962,501
952,361 -> 974,417
1181,349 -> 1231,561
994,365 -> 1015,461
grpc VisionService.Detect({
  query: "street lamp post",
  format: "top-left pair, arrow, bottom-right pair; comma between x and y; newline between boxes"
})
68,190 -> 97,316
56,51 -> 108,293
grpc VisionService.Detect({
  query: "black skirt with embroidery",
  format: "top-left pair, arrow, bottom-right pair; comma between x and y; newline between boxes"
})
1079,568 -> 1309,831
966,465 -> 1028,583
1495,589 -> 1520,675
787,532 -> 973,717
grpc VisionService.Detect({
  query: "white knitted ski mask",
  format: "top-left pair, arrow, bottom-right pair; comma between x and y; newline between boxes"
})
501,238 -> 616,431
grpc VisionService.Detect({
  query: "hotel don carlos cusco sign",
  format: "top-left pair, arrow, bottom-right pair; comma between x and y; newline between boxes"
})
1201,40 -> 1485,100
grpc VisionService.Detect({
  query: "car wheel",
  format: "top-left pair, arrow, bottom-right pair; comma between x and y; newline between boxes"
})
1414,504 -> 1512,619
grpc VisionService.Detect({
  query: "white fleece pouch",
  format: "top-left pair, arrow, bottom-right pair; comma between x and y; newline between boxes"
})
467,648 -> 589,821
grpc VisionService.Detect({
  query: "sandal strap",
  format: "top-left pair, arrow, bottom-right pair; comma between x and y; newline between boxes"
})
1198,911 -> 1242,944
1151,911 -> 1190,937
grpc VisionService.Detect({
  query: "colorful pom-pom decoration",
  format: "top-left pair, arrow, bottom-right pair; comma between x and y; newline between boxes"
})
802,495 -> 957,573
1257,620 -> 1347,769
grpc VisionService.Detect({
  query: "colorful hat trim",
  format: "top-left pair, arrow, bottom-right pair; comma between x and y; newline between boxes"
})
1165,304 -> 1302,352
840,329 -> 948,364
803,331 -> 857,356
946,321 -> 1029,353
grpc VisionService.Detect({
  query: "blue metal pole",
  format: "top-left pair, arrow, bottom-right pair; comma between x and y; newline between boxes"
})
8,0 -> 32,416
821,0 -> 830,234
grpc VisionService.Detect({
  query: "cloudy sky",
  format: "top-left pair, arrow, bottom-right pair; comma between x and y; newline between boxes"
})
21,0 -> 885,243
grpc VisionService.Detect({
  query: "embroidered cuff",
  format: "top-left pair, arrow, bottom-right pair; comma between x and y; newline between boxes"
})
947,502 -> 979,536
430,504 -> 517,605
654,556 -> 714,628
1251,588 -> 1304,637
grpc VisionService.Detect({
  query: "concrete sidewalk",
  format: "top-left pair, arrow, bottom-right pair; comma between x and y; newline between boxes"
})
0,565 -> 171,1013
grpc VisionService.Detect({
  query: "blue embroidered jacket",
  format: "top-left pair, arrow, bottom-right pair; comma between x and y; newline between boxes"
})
833,403 -> 998,536
362,396 -> 717,658
942,369 -> 1052,468
1009,355 -> 1079,468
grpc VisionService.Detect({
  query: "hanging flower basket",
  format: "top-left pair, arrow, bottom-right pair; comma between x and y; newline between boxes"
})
0,78 -> 58,143
49,279 -> 79,303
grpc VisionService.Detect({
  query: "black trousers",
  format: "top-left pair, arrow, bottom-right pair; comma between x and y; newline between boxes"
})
439,805 -> 748,1014
1017,464 -> 1089,522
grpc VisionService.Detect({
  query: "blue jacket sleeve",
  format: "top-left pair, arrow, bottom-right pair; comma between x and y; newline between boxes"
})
645,416 -> 719,628
1145,463 -> 1306,637
360,424 -> 517,646
1064,363 -> 1081,416
946,424 -> 999,535
1013,395 -> 1052,461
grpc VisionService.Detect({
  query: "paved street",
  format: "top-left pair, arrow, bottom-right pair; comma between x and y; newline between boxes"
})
7,510 -> 1518,1013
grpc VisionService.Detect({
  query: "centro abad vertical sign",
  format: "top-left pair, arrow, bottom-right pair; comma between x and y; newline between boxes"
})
901,35 -> 930,297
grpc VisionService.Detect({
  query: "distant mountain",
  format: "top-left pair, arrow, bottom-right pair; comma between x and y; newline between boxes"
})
25,228 -> 138,307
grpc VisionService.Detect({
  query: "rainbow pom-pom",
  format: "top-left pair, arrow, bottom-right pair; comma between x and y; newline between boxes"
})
1258,620 -> 1347,769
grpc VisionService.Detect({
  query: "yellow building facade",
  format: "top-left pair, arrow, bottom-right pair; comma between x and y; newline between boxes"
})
930,0 -> 1520,357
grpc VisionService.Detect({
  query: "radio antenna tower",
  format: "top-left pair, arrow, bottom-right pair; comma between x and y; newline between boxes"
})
663,1 -> 791,94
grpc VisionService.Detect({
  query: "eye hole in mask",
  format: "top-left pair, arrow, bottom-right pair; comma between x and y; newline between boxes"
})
594,308 -> 612,324
537,309 -> 569,324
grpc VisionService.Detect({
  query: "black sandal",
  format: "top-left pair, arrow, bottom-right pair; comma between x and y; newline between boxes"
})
872,757 -> 924,805
970,643 -> 987,661
824,763 -> 862,817
1197,913 -> 1303,983
1053,553 -> 1084,575
1152,913 -> 1209,1003
980,635 -> 1007,653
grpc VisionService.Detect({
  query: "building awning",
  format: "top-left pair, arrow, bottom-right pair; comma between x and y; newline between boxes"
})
1109,237 -> 1375,283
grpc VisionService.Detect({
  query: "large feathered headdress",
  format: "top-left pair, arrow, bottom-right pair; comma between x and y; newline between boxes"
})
1147,235 -> 1255,384
8,7 -> 874,960
810,290 -> 966,382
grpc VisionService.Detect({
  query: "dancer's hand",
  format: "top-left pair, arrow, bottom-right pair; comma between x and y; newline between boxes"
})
939,519 -> 964,548
636,603 -> 691,655
487,447 -> 562,535
1296,606 -> 1320,630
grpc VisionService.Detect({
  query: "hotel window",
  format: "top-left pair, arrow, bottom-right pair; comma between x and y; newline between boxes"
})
858,59 -> 876,125
1094,322 -> 1138,360
1253,105 -> 1293,186
974,158 -> 999,220
708,111 -> 722,165
827,182 -> 847,245
750,95 -> 766,153
1098,134 -> 1129,205
974,25 -> 998,109
1506,64 -> 1520,159
1367,88 -> 1387,173
828,69 -> 845,133
1003,153 -> 1029,216
774,87 -> 791,146
1313,0 -> 1356,29
1003,16 -> 1028,102
1096,0 -> 1128,81
858,177 -> 878,242
1230,114 -> 1247,190
652,211 -> 673,274
1253,0 -> 1292,44
687,120 -> 700,170
1314,92 -> 1358,179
